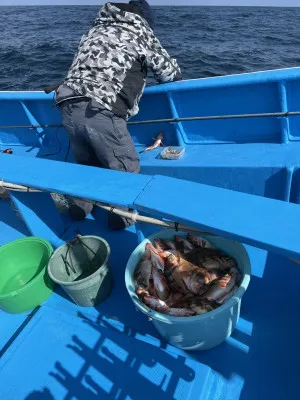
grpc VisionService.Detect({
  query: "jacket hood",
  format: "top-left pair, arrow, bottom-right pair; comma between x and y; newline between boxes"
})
129,0 -> 154,30
94,2 -> 152,30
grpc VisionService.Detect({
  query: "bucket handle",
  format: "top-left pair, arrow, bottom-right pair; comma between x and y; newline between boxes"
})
61,254 -> 73,276
62,235 -> 98,275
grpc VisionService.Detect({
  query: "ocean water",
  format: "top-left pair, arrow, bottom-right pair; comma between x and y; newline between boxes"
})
0,5 -> 300,91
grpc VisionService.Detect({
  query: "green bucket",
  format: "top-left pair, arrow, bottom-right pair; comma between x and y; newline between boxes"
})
0,237 -> 54,314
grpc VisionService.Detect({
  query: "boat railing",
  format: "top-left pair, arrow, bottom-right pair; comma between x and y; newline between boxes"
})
2,67 -> 300,146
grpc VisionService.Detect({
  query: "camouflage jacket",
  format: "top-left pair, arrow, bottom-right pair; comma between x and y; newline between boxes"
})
58,2 -> 182,120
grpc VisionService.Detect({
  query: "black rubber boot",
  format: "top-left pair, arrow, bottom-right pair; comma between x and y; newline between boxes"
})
108,211 -> 134,231
69,199 -> 94,221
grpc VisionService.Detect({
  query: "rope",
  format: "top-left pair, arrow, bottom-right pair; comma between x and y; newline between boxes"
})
131,211 -> 138,224
1,110 -> 300,130
61,253 -> 72,276
61,236 -> 98,276
66,244 -> 77,274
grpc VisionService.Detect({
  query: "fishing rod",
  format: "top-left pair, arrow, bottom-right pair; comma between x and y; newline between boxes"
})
1,110 -> 300,130
0,180 -> 215,237
3,179 -> 300,265
0,179 -> 300,265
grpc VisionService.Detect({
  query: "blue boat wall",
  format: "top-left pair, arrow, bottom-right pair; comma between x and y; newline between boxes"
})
2,67 -> 300,204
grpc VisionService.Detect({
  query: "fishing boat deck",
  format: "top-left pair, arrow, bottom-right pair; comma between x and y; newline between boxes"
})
3,68 -> 300,399
1,164 -> 300,400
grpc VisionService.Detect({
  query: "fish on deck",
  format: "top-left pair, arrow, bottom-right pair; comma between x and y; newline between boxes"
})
139,133 -> 164,154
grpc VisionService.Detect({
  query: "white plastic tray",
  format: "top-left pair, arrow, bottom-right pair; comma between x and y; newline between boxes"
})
160,146 -> 185,160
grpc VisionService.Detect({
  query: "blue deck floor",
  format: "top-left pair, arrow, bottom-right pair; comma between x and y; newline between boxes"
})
1,198 -> 300,400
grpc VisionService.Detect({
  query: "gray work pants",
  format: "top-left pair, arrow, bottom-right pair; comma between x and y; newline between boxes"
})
60,98 -> 140,227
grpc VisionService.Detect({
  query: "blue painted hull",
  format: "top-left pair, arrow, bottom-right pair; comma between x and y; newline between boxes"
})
2,67 -> 300,201
1,67 -> 300,399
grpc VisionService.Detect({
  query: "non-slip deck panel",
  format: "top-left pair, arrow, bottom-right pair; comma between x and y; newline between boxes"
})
0,212 -> 299,400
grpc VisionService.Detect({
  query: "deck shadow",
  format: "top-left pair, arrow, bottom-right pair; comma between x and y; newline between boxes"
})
49,313 -> 196,400
187,251 -> 300,400
24,388 -> 54,400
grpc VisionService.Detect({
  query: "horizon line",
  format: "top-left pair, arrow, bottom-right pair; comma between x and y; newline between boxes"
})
0,4 -> 299,7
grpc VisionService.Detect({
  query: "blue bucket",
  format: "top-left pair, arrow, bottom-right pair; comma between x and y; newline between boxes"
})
125,229 -> 251,351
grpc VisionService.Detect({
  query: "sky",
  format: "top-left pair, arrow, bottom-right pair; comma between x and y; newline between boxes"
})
1,0 -> 299,6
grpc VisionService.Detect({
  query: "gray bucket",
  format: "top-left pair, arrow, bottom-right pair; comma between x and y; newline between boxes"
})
47,235 -> 113,307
